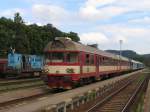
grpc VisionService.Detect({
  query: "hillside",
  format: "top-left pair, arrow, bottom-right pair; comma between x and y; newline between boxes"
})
106,50 -> 150,67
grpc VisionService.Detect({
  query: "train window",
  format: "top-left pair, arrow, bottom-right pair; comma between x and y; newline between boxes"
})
45,52 -> 65,63
51,52 -> 65,62
104,58 -> 109,66
85,54 -> 90,64
90,55 -> 94,65
101,57 -> 110,66
66,52 -> 78,63
99,57 -> 103,65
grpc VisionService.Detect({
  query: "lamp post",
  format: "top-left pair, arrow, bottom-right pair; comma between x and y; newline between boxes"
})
119,40 -> 123,58
119,40 -> 123,70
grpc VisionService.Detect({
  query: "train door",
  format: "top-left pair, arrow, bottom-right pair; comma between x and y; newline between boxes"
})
96,55 -> 99,74
79,52 -> 83,77
22,55 -> 26,70
22,55 -> 32,71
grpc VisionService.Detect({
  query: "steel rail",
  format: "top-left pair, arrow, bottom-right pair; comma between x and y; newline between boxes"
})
86,77 -> 136,112
121,76 -> 147,112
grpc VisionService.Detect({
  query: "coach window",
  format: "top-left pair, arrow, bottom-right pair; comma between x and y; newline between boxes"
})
111,59 -> 114,65
102,57 -> 106,66
45,52 -> 65,63
101,57 -> 105,65
66,52 -> 79,63
90,55 -> 94,65
100,57 -> 104,65
85,54 -> 90,64
51,52 -> 65,62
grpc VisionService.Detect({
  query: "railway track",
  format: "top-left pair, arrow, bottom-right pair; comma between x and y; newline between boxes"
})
0,78 -> 45,93
0,86 -> 65,111
85,74 -> 146,112
0,87 -> 51,110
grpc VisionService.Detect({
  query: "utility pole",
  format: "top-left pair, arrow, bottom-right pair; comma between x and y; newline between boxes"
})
119,40 -> 123,70
119,40 -> 123,57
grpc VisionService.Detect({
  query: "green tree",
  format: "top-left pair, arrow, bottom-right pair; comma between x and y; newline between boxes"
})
0,13 -> 80,56
14,12 -> 24,24
66,31 -> 80,42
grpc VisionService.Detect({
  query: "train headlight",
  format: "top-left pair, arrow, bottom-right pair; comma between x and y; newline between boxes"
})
66,68 -> 74,73
43,68 -> 49,73
56,70 -> 60,74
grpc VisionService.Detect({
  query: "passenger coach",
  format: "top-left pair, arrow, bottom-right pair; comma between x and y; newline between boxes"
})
43,37 -> 144,89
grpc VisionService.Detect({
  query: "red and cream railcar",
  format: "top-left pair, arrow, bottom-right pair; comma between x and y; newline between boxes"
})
43,37 -> 131,89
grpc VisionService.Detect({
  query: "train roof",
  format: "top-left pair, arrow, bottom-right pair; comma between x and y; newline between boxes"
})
131,60 -> 143,64
44,37 -> 130,61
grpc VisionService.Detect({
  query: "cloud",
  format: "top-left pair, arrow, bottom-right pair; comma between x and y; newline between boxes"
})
79,32 -> 109,46
0,8 -> 26,18
97,24 -> 150,41
23,0 -> 51,4
78,0 -> 150,21
31,4 -> 70,25
79,6 -> 128,20
96,24 -> 150,53
129,16 -> 150,25
117,0 -> 150,11
28,0 -> 150,27
79,0 -> 129,20
111,34 -> 127,43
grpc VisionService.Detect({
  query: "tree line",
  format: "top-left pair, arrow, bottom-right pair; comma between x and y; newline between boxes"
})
0,13 -> 80,57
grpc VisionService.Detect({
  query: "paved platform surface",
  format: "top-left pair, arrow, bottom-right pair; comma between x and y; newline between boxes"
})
0,70 -> 144,112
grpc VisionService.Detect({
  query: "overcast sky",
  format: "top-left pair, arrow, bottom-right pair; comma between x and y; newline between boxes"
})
0,0 -> 150,54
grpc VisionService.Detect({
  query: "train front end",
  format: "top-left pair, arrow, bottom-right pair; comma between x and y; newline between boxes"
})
43,37 -> 80,89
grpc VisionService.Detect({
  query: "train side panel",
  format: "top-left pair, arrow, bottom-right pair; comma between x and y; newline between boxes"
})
30,55 -> 43,70
8,53 -> 22,70
7,53 -> 43,77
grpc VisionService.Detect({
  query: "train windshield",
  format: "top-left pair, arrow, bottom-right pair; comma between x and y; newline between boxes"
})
66,52 -> 78,63
45,52 -> 79,63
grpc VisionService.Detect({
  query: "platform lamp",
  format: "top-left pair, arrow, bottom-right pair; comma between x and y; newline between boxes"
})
119,40 -> 123,58
119,40 -> 123,69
